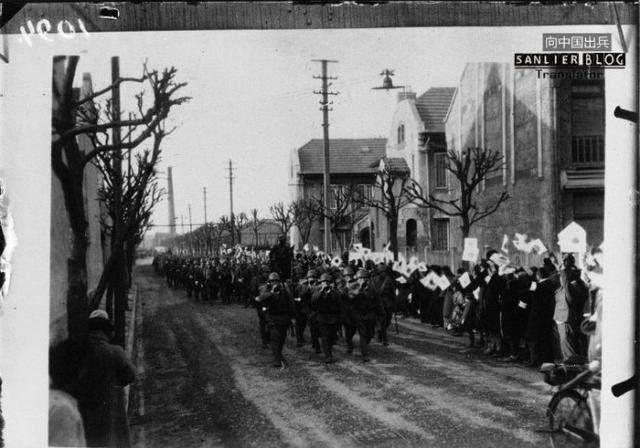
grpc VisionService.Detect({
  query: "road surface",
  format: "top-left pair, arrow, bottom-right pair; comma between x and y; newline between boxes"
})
130,265 -> 550,448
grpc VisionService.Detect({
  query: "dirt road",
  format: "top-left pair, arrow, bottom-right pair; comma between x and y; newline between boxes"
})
130,265 -> 550,448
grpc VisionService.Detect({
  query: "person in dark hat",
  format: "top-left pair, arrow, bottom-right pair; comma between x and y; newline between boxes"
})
339,267 -> 358,354
524,263 -> 558,367
370,263 -> 395,346
270,235 -> 294,280
293,269 -> 318,347
74,310 -> 136,447
311,273 -> 342,363
350,269 -> 384,362
257,272 -> 295,368
551,253 -> 589,361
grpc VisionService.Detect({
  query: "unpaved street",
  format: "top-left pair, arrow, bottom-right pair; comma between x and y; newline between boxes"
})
130,265 -> 550,448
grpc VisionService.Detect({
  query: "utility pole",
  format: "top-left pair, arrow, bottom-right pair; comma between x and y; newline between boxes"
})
226,159 -> 235,245
203,186 -> 208,224
110,56 -> 126,347
181,215 -> 185,233
167,167 -> 176,235
312,59 -> 339,253
188,203 -> 193,233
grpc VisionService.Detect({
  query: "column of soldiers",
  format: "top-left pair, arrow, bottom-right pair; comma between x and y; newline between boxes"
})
153,245 -> 399,369
154,252 -> 267,306
255,264 -> 394,368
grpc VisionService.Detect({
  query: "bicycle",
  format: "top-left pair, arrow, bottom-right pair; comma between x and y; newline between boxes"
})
541,359 -> 601,447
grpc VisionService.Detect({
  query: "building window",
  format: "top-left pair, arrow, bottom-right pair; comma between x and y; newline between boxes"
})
434,152 -> 448,188
406,219 -> 417,248
397,124 -> 405,145
431,219 -> 449,250
571,135 -> 604,165
571,79 -> 604,167
356,184 -> 373,202
329,185 -> 343,210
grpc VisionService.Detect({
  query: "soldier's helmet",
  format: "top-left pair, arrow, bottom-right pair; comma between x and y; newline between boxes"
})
306,269 -> 318,279
356,269 -> 369,279
343,267 -> 355,277
268,272 -> 281,282
319,273 -> 332,283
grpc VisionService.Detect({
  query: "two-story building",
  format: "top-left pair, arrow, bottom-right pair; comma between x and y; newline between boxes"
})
289,138 -> 386,252
443,62 -> 605,265
382,87 -> 457,264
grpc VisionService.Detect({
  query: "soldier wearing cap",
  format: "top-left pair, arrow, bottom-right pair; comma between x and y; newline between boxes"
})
370,262 -> 395,346
257,272 -> 295,368
350,269 -> 384,362
311,272 -> 342,363
339,267 -> 358,354
293,269 -> 318,348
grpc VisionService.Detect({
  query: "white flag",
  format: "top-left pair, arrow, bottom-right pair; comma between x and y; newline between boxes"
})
437,275 -> 451,290
462,238 -> 479,263
529,238 -> 548,255
458,272 -> 471,289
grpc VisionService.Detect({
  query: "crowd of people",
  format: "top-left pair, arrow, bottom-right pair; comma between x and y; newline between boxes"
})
153,235 -> 604,370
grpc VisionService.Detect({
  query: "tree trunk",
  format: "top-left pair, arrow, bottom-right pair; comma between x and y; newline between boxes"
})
113,249 -> 128,347
67,233 -> 89,343
389,216 -> 399,261
461,220 -> 471,270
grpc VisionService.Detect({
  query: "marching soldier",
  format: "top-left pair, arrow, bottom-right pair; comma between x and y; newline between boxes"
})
257,272 -> 295,368
293,270 -> 317,347
350,269 -> 383,362
311,273 -> 342,364
339,267 -> 358,355
370,263 -> 395,346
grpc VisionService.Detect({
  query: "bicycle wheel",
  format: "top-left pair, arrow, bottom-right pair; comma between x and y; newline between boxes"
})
548,389 -> 597,448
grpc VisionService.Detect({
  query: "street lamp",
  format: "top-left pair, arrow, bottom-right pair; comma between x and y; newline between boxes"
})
371,69 -> 405,91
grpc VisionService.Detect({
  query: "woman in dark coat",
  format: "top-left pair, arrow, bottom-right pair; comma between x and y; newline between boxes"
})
482,261 -> 505,356
525,264 -> 558,366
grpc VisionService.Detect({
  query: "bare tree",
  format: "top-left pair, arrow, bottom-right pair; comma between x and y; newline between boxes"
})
313,185 -> 364,253
233,212 -> 248,244
290,199 -> 321,247
51,56 -> 188,342
249,208 -> 262,247
91,126 -> 167,315
404,147 -> 510,240
354,160 -> 412,260
269,202 -> 293,237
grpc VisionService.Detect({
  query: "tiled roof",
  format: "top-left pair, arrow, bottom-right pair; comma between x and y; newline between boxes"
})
374,157 -> 410,175
298,138 -> 387,174
415,87 -> 456,133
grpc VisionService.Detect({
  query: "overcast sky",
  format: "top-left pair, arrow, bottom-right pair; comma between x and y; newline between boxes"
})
68,26 -> 618,235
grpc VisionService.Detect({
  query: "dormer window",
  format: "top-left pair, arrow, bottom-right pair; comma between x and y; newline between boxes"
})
397,124 -> 405,145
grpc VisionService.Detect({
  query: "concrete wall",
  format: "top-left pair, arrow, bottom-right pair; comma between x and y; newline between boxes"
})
445,63 -> 560,263
50,64 -> 105,345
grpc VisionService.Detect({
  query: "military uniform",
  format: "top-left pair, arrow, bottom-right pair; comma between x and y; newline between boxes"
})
371,266 -> 396,346
293,271 -> 317,347
350,270 -> 383,362
258,273 -> 295,367
311,274 -> 342,363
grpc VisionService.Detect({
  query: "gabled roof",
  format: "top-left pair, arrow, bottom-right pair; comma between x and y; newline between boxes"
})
298,138 -> 387,175
415,87 -> 456,133
370,157 -> 410,175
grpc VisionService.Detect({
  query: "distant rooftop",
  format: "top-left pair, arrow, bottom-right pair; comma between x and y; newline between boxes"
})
415,87 -> 456,133
298,138 -> 387,175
